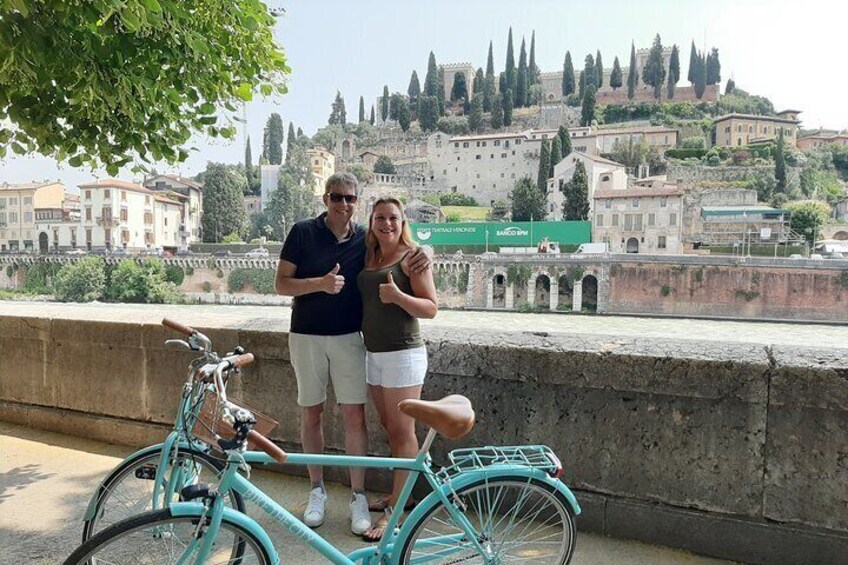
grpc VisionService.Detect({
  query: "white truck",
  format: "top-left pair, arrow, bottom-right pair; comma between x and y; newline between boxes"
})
572,242 -> 609,256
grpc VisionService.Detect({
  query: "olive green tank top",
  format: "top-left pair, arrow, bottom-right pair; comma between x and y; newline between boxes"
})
357,254 -> 423,353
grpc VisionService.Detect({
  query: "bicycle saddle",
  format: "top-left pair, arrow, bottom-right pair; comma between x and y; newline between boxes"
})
399,395 -> 475,439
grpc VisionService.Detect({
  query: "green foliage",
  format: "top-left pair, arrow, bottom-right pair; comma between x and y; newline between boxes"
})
660,284 -> 673,297
609,56 -> 623,90
0,0 -> 288,171
228,268 -> 276,294
786,200 -> 832,244
507,265 -> 532,286
515,301 -> 543,313
716,88 -> 775,116
642,34 -> 666,99
580,85 -> 596,127
681,136 -> 706,149
838,271 -> 848,290
695,268 -> 704,283
558,125 -> 572,157
516,39 -> 527,108
666,148 -> 708,160
164,264 -> 185,286
608,138 -> 665,173
266,141 -> 315,239
439,193 -> 478,206
263,113 -> 284,165
222,232 -> 244,244
450,72 -> 468,104
54,257 -> 106,302
568,267 -> 585,283
504,27 -> 516,97
436,116 -> 469,136
328,91 -> 347,126
358,96 -> 366,124
202,281 -> 212,292
561,51 -> 575,96
735,289 -> 759,301
381,85 -> 390,122
627,42 -> 638,99
502,89 -> 513,127
397,97 -> 411,132
457,268 -> 469,293
537,140 -> 550,194
374,155 -> 397,175
667,44 -> 680,99
185,265 -> 195,276
692,49 -> 707,99
5,265 -> 14,278
490,93 -> 504,129
510,177 -> 547,221
23,262 -> 61,294
562,161 -> 590,220
468,95 -> 483,133
201,163 -> 247,242
774,131 -> 787,195
106,258 -> 181,303
706,48 -> 721,85
445,212 -> 461,223
595,50 -> 604,88
418,96 -> 440,132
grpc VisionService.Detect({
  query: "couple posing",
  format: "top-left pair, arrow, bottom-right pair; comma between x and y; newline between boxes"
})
274,172 -> 437,542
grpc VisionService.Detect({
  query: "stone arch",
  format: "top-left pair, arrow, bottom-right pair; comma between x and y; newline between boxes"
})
557,274 -> 573,311
341,139 -> 352,160
38,232 -> 49,253
534,274 -> 551,308
626,237 -> 639,253
582,275 -> 598,312
833,231 -> 848,241
492,272 -> 507,308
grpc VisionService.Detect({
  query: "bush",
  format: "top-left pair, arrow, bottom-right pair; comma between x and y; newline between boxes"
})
106,258 -> 182,303
732,150 -> 752,165
681,136 -> 706,149
228,268 -> 276,294
54,257 -> 106,302
445,212 -> 461,223
222,233 -> 243,244
202,281 -> 212,292
164,264 -> 185,286
436,116 -> 470,136
666,147 -> 708,160
438,192 -> 478,206
23,262 -> 61,294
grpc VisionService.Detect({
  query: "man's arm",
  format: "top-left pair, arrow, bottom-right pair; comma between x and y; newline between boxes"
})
404,244 -> 435,274
275,260 -> 345,297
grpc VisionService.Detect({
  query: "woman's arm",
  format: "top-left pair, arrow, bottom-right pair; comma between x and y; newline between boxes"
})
378,263 -> 438,319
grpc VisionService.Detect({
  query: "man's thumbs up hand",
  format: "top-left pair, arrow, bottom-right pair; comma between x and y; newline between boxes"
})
379,271 -> 402,304
321,263 -> 344,294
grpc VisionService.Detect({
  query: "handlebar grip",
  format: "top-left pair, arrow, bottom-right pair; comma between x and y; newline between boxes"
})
162,318 -> 195,336
230,353 -> 255,368
248,430 -> 287,464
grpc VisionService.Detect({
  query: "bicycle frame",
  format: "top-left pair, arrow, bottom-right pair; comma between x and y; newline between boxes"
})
170,429 -> 581,565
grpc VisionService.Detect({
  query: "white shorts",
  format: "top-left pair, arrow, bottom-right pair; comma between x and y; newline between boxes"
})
366,346 -> 428,388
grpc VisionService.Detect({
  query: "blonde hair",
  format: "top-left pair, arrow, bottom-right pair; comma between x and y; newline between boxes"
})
366,197 -> 416,264
324,172 -> 359,195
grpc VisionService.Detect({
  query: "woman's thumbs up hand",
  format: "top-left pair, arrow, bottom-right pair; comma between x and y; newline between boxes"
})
379,271 -> 402,304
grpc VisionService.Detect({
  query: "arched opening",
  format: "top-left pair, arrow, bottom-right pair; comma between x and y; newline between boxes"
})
38,232 -> 49,253
492,274 -> 506,308
626,237 -> 639,253
342,139 -> 351,160
535,275 -> 550,308
557,275 -> 573,311
582,275 -> 598,312
833,231 -> 848,241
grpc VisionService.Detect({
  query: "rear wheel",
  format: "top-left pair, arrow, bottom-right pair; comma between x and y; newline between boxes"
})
83,447 -> 244,541
67,509 -> 271,565
398,476 -> 576,564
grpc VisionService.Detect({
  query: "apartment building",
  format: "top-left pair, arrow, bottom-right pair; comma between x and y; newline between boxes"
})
142,174 -> 203,249
546,152 -> 628,220
713,110 -> 801,147
306,147 -> 336,195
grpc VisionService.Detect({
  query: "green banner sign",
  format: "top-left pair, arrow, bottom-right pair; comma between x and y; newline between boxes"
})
409,221 -> 591,246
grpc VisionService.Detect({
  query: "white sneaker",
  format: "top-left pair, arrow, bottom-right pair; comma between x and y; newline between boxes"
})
349,492 -> 372,535
304,487 -> 327,528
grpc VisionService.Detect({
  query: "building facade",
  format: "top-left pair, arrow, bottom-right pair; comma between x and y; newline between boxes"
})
796,131 -> 848,151
142,174 -> 203,249
305,147 -> 336,195
713,110 -> 801,147
546,152 -> 629,221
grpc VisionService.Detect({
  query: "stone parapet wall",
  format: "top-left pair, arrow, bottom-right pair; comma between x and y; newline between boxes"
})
667,164 -> 801,188
0,313 -> 845,564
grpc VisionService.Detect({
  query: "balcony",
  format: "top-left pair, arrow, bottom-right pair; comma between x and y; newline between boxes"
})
96,216 -> 121,227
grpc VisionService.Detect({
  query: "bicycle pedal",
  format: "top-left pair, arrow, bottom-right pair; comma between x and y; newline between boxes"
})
134,465 -> 157,480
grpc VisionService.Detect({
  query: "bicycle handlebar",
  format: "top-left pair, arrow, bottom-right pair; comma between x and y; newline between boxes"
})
248,430 -> 287,464
227,353 -> 254,369
162,318 -> 195,336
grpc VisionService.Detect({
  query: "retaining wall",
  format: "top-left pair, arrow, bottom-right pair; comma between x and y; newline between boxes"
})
0,313 -> 846,564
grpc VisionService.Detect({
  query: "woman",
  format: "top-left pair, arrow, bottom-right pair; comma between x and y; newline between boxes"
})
357,197 -> 438,542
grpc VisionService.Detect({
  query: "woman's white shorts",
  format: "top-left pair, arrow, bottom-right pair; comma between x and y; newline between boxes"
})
365,346 -> 428,388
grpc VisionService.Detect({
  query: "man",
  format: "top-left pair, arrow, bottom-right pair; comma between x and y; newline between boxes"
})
275,172 -> 431,534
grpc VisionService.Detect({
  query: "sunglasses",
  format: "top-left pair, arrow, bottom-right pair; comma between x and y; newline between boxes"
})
327,193 -> 358,204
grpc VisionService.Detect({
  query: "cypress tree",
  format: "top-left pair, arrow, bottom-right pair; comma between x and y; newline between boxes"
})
505,27 -> 516,95
642,34 -> 666,99
578,70 -> 585,100
537,140 -> 551,194
297,127 -> 303,138
437,66 -> 446,115
693,51 -> 707,99
516,38 -> 528,108
408,70 -> 421,99
389,92 -> 404,121
688,40 -> 697,83
473,68 -> 484,94
775,129 -> 787,195
725,78 -> 736,95
503,89 -> 513,126
358,96 -> 365,123
562,51 -> 575,97
582,54 -> 596,99
581,84 -> 596,126
564,160 -> 590,220
244,136 -> 253,169
706,47 -> 721,85
418,96 -> 439,132
529,30 -> 539,85
558,125 -> 572,156
667,45 -> 680,99
490,93 -> 504,129
627,41 -> 638,100
610,56 -> 623,90
397,98 -> 411,133
263,113 -> 284,165
286,122 -> 296,162
328,91 -> 346,125
369,106 -> 375,125
381,85 -> 389,121
595,50 -> 604,88
549,135 -> 563,178
484,41 -> 495,112
468,95 -> 484,132
450,72 -> 468,104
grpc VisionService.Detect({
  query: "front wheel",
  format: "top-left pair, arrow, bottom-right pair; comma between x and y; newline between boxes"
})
397,475 -> 576,564
66,509 -> 272,565
83,446 -> 245,541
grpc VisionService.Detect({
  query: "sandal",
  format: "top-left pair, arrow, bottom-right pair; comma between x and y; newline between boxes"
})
368,496 -> 416,512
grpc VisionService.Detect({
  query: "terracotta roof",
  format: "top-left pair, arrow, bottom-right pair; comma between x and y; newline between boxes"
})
574,152 -> 625,167
79,179 -> 154,193
713,113 -> 800,125
154,194 -> 182,205
0,181 -> 61,192
144,174 -> 203,190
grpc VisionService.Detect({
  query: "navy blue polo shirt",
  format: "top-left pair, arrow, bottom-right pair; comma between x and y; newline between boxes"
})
280,213 -> 366,335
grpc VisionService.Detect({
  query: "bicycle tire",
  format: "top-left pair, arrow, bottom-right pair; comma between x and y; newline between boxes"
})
66,508 -> 271,565
397,475 -> 576,565
82,446 -> 245,541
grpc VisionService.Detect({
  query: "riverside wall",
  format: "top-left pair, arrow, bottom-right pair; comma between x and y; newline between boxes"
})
0,313 -> 846,564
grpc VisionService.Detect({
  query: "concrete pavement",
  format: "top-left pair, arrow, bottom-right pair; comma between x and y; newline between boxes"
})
0,421 -> 738,564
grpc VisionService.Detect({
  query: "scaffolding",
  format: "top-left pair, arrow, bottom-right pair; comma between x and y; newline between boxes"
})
693,206 -> 806,249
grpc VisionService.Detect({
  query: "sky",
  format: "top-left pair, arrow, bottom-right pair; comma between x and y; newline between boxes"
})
2,0 -> 845,193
